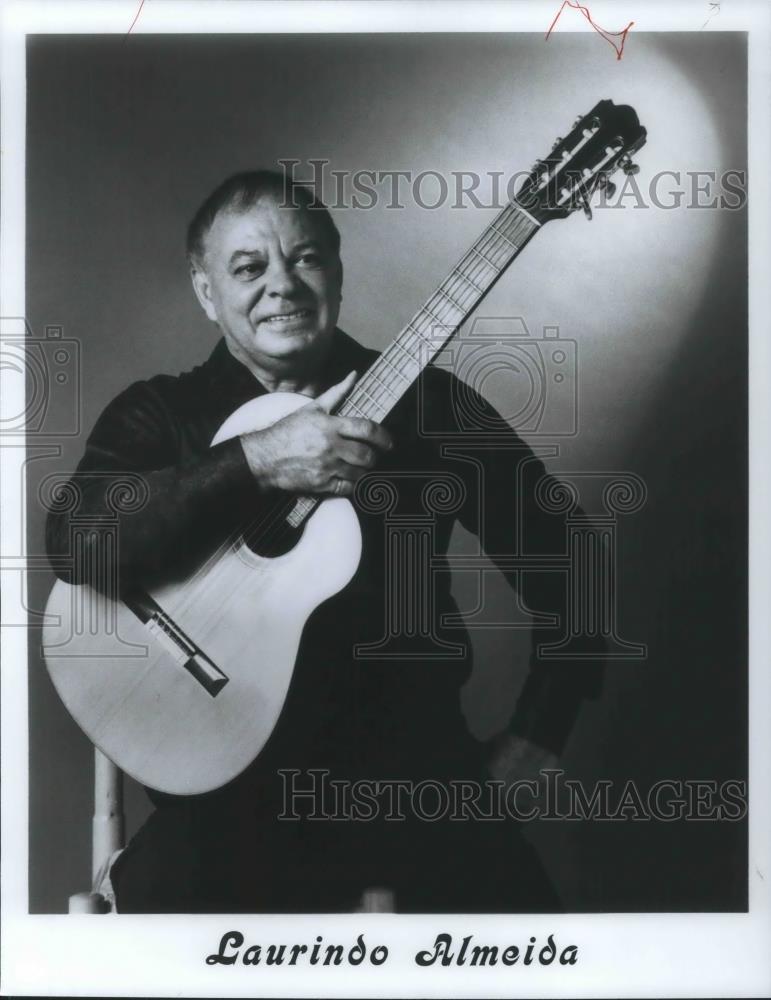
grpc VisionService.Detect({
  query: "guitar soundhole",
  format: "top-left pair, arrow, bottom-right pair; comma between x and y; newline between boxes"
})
241,507 -> 304,557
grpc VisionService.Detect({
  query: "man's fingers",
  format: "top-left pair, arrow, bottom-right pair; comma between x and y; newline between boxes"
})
337,416 -> 393,452
339,440 -> 376,469
316,370 -> 357,414
327,476 -> 355,497
322,463 -> 362,496
333,459 -> 368,484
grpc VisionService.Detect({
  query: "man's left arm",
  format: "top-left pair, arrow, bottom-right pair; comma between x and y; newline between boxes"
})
445,379 -> 605,784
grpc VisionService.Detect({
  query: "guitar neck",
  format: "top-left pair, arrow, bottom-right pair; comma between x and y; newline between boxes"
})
285,199 -> 541,529
338,199 -> 541,423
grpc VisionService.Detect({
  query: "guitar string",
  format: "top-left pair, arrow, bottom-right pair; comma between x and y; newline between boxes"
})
219,206 -> 536,557
245,209 -> 539,554
245,206 -> 536,546
369,204 -> 533,381
346,205 -> 537,410
169,203 -> 539,620
343,256 -> 525,418
343,204 -> 537,418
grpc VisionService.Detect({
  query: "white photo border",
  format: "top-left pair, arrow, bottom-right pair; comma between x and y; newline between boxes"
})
1,1 -> 769,997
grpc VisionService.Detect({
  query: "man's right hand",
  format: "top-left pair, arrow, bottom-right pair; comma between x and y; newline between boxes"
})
239,371 -> 394,497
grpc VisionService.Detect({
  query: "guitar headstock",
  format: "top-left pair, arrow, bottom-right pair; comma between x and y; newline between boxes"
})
516,99 -> 647,223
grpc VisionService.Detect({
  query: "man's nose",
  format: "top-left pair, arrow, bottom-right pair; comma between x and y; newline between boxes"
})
264,258 -> 299,297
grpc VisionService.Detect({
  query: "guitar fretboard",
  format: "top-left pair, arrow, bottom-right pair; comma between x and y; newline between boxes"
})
342,201 -> 540,420
286,200 -> 541,528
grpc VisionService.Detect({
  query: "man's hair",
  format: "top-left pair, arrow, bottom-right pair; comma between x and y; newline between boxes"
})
185,169 -> 341,269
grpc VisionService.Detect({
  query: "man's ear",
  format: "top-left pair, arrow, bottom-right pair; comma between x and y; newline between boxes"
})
190,266 -> 218,323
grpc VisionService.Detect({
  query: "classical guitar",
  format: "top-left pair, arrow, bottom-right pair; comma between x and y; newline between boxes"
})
43,100 -> 646,794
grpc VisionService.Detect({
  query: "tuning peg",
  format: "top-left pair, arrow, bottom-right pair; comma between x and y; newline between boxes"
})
551,136 -> 563,151
596,174 -> 616,199
572,115 -> 584,128
619,153 -> 640,176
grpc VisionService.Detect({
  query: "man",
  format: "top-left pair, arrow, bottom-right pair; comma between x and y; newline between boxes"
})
46,170 -> 601,913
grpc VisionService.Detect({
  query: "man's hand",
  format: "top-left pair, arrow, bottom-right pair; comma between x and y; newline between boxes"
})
239,371 -> 393,496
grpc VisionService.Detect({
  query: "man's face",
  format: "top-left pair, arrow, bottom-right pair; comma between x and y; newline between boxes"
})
192,195 -> 342,380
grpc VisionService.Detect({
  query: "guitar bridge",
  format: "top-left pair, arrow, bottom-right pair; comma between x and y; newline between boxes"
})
123,591 -> 229,697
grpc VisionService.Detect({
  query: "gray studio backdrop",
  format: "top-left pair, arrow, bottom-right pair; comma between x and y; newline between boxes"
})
24,32 -> 747,912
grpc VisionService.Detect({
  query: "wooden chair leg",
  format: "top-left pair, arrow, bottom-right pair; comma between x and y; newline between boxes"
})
66,751 -> 397,915
357,887 -> 396,912
68,890 -> 111,914
92,749 -> 124,883
68,749 -> 125,914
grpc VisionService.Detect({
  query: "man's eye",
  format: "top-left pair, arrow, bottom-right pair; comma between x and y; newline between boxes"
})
296,252 -> 322,267
235,262 -> 264,277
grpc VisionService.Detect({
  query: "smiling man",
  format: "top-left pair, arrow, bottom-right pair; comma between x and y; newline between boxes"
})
189,179 -> 344,391
46,170 -> 602,914
188,173 -> 392,501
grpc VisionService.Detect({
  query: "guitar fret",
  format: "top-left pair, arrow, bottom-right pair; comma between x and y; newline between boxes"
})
393,339 -> 419,365
345,203 -> 537,436
359,377 -> 396,406
454,267 -> 485,295
421,304 -> 450,330
490,223 -> 520,252
356,382 -> 378,404
378,352 -> 410,383
286,497 -> 316,528
405,320 -> 430,343
374,376 -> 399,399
470,246 -> 502,271
512,202 -> 541,228
435,286 -> 465,312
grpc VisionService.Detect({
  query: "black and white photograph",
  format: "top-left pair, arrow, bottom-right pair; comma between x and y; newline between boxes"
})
1,1 -> 769,996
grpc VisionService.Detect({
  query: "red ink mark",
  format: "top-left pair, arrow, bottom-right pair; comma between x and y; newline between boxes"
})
546,1 -> 634,60
127,0 -> 147,35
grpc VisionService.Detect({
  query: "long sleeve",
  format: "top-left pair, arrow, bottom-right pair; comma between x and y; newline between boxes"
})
45,377 -> 263,591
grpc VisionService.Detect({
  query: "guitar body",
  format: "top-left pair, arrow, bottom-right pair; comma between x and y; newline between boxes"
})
43,392 -> 362,795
